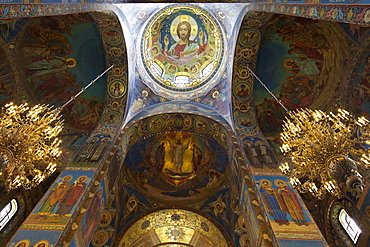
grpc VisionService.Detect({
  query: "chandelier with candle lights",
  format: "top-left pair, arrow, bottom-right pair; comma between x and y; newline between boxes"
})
279,108 -> 370,199
0,65 -> 113,191
247,67 -> 370,200
0,103 -> 63,191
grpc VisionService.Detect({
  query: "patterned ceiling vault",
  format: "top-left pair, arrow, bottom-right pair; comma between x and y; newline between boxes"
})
2,2 -> 370,247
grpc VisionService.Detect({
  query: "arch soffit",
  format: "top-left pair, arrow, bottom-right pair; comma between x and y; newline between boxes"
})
115,208 -> 232,247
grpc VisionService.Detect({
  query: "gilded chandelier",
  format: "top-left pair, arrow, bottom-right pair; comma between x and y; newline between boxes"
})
247,67 -> 370,200
0,103 -> 63,191
0,65 -> 113,191
279,109 -> 370,199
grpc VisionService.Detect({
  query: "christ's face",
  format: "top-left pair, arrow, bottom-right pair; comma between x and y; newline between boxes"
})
179,24 -> 189,39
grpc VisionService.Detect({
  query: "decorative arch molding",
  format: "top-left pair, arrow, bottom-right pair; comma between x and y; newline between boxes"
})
119,103 -> 235,151
231,11 -> 274,140
115,208 -> 232,247
252,4 -> 370,27
124,100 -> 233,130
1,4 -> 370,27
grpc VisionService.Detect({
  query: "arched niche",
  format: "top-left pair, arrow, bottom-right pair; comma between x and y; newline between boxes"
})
117,209 -> 230,247
123,130 -> 230,205
119,112 -> 233,205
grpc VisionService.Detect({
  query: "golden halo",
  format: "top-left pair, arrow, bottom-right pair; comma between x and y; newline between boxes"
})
170,15 -> 198,42
66,58 -> 76,68
33,240 -> 49,247
212,91 -> 219,98
274,179 -> 287,187
142,90 -> 148,97
62,175 -> 73,182
259,179 -> 272,187
244,140 -> 254,145
284,58 -> 294,68
77,175 -> 88,183
15,240 -> 31,247
255,140 -> 266,146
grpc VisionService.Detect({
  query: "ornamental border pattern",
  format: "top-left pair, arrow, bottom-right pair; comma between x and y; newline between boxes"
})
1,4 -> 370,27
253,4 -> 370,26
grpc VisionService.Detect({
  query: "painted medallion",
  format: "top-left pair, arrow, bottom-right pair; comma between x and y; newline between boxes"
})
141,5 -> 224,92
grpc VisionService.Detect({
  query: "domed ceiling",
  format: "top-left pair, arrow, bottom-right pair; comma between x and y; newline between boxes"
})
139,5 -> 225,98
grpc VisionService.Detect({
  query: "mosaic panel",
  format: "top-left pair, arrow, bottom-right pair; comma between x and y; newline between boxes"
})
141,5 -> 224,95
74,179 -> 106,246
118,186 -> 152,230
200,189 -> 232,236
18,170 -> 94,234
124,131 -> 229,205
254,175 -> 326,245
253,4 -> 370,26
8,230 -> 62,247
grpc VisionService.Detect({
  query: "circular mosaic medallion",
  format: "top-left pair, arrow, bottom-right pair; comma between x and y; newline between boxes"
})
148,116 -> 164,133
171,213 -> 181,221
239,233 -> 250,246
101,111 -> 121,126
102,27 -> 123,45
194,117 -> 209,134
127,126 -> 138,145
99,211 -> 112,227
239,29 -> 261,47
366,206 -> 370,217
234,82 -> 251,100
219,128 -> 228,146
92,229 -> 109,247
236,114 -> 255,128
247,11 -> 272,19
108,79 -> 126,98
141,5 -> 224,92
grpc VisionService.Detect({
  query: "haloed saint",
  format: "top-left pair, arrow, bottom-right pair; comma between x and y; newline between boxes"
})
162,20 -> 207,61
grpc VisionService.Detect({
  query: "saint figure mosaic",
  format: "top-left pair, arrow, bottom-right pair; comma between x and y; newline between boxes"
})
141,5 -> 224,92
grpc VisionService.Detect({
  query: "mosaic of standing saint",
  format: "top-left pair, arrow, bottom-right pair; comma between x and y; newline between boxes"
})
141,6 -> 224,91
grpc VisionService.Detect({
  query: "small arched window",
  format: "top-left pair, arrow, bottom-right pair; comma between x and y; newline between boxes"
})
339,209 -> 361,244
0,199 -> 18,231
